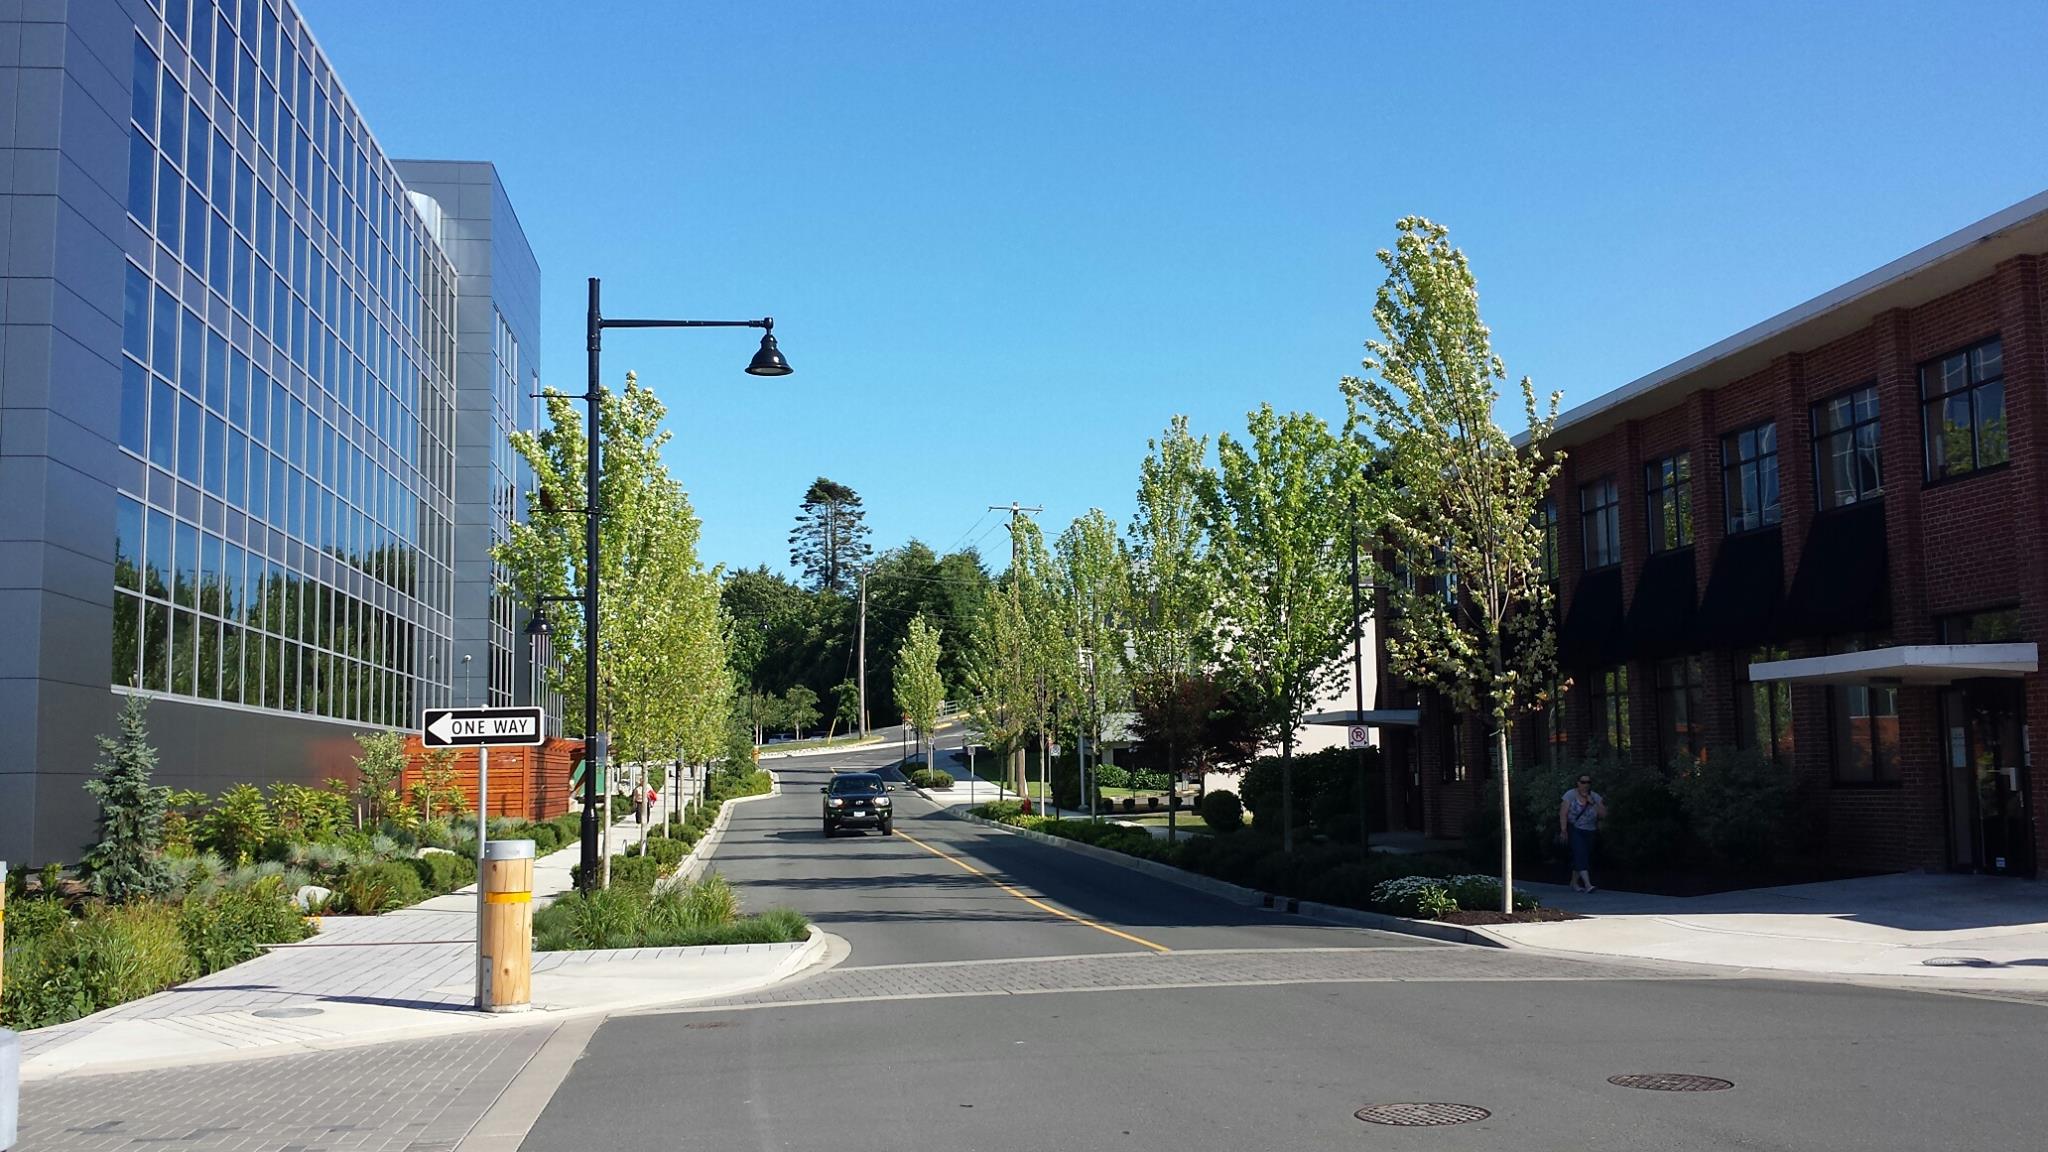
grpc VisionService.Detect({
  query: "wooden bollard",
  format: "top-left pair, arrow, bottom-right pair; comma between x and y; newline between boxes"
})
477,840 -> 534,1013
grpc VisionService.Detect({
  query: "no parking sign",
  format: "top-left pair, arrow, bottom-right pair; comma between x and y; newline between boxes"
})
1347,725 -> 1371,749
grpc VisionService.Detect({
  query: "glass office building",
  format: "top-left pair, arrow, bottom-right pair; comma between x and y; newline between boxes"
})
0,0 -> 539,862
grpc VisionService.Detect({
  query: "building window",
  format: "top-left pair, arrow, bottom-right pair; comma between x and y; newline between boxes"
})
1645,453 -> 1692,553
1722,423 -> 1780,534
1580,478 -> 1621,570
1654,655 -> 1703,763
1813,385 -> 1882,510
1587,665 -> 1631,753
1828,635 -> 1898,784
1538,499 -> 1559,581
1440,713 -> 1467,783
1735,646 -> 1793,765
1532,679 -> 1564,771
1938,608 -> 2023,644
1921,337 -> 2006,481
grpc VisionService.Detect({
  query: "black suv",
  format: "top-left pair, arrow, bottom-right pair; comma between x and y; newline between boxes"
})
822,772 -> 894,836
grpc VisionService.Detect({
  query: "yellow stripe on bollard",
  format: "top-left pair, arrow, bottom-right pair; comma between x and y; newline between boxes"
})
482,890 -> 531,904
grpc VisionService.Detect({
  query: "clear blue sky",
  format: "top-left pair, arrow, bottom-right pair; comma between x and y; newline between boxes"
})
300,0 -> 2048,575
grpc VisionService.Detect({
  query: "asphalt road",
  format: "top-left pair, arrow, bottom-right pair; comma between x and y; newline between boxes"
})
516,735 -> 2048,1151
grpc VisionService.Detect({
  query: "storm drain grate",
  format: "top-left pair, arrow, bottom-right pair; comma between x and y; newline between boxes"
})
1608,1073 -> 1733,1092
251,1006 -> 325,1019
682,1020 -> 732,1029
1354,1103 -> 1491,1127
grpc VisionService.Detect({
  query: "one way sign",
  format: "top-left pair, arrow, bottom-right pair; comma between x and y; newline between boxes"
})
421,706 -> 546,748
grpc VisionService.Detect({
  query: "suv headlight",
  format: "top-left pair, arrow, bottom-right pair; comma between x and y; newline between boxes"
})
827,797 -> 843,808
875,796 -> 891,806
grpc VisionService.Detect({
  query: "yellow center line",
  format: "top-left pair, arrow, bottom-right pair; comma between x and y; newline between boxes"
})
895,829 -> 1171,954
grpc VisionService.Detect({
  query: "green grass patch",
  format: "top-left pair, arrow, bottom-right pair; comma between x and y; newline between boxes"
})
534,873 -> 810,951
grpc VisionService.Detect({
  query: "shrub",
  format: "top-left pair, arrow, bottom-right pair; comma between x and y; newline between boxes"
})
269,782 -> 352,843
1670,746 -> 1800,868
335,860 -> 425,914
162,788 -> 208,856
410,851 -> 477,894
608,854 -> 664,892
641,837 -> 690,868
909,768 -> 955,790
534,885 -> 641,951
2,902 -> 195,1029
8,897 -> 75,943
1200,790 -> 1244,833
1370,876 -> 1459,919
536,873 -> 806,951
976,800 -> 1028,824
1093,763 -> 1132,789
180,876 -> 314,973
200,783 -> 277,865
1442,873 -> 1537,912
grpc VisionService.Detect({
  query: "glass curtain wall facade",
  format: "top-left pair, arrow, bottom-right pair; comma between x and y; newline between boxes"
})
116,0 -> 457,729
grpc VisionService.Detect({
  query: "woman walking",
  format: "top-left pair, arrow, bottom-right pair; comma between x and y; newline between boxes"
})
1558,774 -> 1607,893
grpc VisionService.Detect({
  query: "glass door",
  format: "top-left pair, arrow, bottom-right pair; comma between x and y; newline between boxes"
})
1942,682 -> 2034,876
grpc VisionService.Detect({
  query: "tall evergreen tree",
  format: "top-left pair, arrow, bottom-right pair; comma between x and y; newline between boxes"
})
84,694 -> 172,903
789,477 -> 873,595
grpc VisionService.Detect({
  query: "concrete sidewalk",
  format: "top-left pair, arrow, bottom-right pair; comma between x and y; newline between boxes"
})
1490,871 -> 2048,984
20,774 -> 829,1081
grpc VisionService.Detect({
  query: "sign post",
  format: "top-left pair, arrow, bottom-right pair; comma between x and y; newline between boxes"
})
422,707 -> 545,1011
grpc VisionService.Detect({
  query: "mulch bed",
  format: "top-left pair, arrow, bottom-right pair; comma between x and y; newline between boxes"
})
1439,907 -> 1582,926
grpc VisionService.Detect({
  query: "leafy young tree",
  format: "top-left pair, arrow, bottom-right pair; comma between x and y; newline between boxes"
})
789,477 -> 874,595
964,579 -> 1035,796
352,730 -> 410,829
832,679 -> 862,741
1201,404 -> 1362,853
1124,416 -> 1214,836
83,694 -> 172,902
1342,216 -> 1565,912
894,614 -> 947,768
784,684 -> 821,741
1055,509 -> 1132,798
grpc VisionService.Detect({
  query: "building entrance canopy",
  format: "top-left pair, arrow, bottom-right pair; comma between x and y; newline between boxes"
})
1302,709 -> 1423,728
1749,644 -> 2038,685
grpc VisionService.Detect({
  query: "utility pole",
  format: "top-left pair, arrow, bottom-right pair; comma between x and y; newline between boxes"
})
857,566 -> 868,738
990,502 -> 1042,804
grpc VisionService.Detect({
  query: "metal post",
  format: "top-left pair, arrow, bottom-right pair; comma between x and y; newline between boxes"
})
580,277 -> 603,891
857,570 -> 868,737
474,747 -> 488,1005
1351,497 -> 1369,860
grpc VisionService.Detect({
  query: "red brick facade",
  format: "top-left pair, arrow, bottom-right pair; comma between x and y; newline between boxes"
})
1390,215 -> 2048,878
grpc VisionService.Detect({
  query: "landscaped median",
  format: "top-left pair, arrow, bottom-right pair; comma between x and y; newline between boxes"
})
964,801 -> 1576,942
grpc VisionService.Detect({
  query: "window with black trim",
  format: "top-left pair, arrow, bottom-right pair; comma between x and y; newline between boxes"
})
1722,422 -> 1780,534
1645,453 -> 1692,553
1440,713 -> 1468,783
1827,634 -> 1898,783
1587,665 -> 1631,753
1654,655 -> 1703,763
1581,478 -> 1621,570
1538,499 -> 1559,582
1938,607 -> 2023,644
1921,337 -> 2006,481
1735,645 -> 1793,765
1813,385 -> 1882,510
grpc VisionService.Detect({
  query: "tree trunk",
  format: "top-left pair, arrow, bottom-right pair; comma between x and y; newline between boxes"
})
1496,722 -> 1513,914
1281,731 -> 1296,854
1166,736 -> 1178,843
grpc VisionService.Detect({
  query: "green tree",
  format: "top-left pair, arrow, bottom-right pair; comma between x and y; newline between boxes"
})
1124,416 -> 1216,838
1343,216 -> 1565,911
789,477 -> 873,595
832,679 -> 862,740
894,614 -> 946,767
965,580 -> 1035,797
411,748 -> 465,824
1201,404 -> 1361,853
83,695 -> 171,903
1055,508 -> 1131,803
784,684 -> 820,741
351,730 -> 409,829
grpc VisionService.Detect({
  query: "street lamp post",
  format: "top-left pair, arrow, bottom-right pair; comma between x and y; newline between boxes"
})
527,278 -> 790,892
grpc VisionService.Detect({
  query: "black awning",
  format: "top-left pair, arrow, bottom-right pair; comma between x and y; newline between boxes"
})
1783,500 -> 1890,639
1558,567 -> 1626,673
1625,549 -> 1699,659
1697,526 -> 1784,650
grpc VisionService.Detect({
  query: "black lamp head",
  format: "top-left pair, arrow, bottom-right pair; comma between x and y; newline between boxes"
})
746,320 -> 792,377
524,608 -> 552,637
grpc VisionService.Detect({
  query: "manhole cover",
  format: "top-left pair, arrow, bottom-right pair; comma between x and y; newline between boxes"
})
1923,956 -> 1992,968
1355,1103 -> 1491,1127
682,1021 -> 732,1029
252,1006 -> 325,1020
1608,1073 -> 1733,1092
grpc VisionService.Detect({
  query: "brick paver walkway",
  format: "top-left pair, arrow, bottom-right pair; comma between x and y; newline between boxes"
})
19,1025 -> 555,1152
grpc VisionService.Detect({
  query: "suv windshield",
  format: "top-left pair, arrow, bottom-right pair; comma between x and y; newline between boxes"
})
828,775 -> 884,795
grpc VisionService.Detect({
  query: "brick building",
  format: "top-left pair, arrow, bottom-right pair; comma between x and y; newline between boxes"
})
1392,190 -> 2048,878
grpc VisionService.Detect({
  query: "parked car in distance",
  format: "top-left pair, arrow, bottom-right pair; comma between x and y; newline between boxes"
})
822,772 -> 894,836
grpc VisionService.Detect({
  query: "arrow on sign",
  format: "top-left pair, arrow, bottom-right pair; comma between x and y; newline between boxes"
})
421,706 -> 548,748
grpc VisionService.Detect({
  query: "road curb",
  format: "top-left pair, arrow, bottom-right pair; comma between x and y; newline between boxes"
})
945,809 -> 1510,949
664,770 -> 782,890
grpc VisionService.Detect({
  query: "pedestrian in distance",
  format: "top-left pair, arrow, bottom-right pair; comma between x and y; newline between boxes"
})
1558,774 -> 1607,893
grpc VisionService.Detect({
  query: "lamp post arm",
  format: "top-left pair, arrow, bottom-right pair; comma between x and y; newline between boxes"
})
598,317 -> 774,332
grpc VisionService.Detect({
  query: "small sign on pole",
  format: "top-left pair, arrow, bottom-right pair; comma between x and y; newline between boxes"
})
1347,724 -> 1371,750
